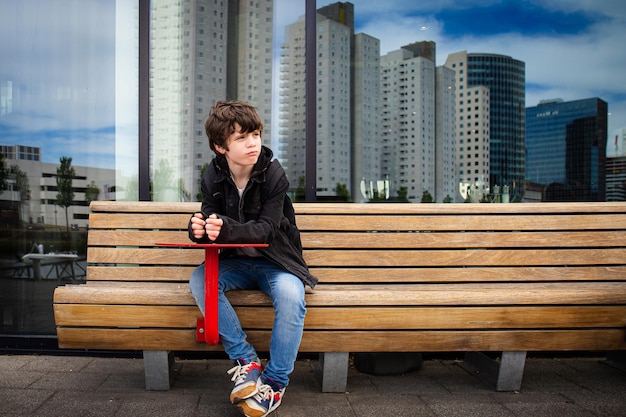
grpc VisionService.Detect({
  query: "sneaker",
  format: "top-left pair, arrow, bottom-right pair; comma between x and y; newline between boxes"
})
227,359 -> 262,403
237,383 -> 285,417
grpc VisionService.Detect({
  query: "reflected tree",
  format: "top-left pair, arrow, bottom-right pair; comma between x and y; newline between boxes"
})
122,175 -> 138,201
335,182 -> 350,202
294,175 -> 305,202
85,180 -> 100,205
421,189 -> 434,203
11,165 -> 31,222
196,163 -> 209,201
397,186 -> 409,202
152,159 -> 174,201
0,153 -> 7,192
56,156 -> 75,233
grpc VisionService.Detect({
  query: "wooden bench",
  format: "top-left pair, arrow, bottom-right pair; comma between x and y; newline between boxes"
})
53,201 -> 626,391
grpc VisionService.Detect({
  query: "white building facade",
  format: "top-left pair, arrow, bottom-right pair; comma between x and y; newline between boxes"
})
279,3 -> 380,200
381,43 -> 456,202
444,51 -> 491,201
150,0 -> 273,201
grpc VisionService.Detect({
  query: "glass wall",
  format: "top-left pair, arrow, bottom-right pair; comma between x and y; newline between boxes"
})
0,0 -> 138,340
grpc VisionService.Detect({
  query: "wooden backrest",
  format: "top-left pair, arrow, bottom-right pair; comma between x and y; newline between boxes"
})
86,201 -> 626,286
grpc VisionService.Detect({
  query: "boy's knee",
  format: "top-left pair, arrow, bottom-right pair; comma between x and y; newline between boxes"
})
275,283 -> 305,308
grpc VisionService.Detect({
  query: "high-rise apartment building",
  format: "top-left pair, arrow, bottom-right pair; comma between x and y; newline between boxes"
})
150,0 -> 273,201
279,2 -> 380,200
444,52 -> 490,201
606,127 -> 626,201
381,42 -> 456,202
229,0 -> 273,128
526,98 -> 607,201
445,51 -> 525,200
435,66 -> 458,202
353,33 -> 382,201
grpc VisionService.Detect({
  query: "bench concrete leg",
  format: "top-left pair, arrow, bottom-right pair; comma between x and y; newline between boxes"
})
462,351 -> 527,391
316,352 -> 349,393
143,350 -> 174,390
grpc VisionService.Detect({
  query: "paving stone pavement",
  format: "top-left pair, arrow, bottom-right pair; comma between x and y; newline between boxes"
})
0,354 -> 625,416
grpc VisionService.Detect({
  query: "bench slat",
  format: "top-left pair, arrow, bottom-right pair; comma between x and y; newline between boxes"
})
54,304 -> 626,330
56,327 -> 626,352
297,330 -> 626,352
54,282 -> 626,306
88,212 -> 191,229
54,283 -> 194,305
310,266 -> 626,283
82,265 -> 626,283
302,231 -> 626,248
296,214 -> 626,231
87,229 -> 626,249
303,248 -> 626,267
87,212 -> 626,232
87,247 -> 204,265
88,230 -> 189,246
89,201 -> 200,214
54,304 -> 199,327
87,201 -> 626,216
84,247 -> 626,267
86,266 -> 196,282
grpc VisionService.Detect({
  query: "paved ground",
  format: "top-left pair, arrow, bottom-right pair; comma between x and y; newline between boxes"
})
1,354 -> 625,416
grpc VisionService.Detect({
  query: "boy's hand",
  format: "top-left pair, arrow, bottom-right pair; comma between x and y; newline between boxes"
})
190,212 -> 207,239
205,213 -> 223,241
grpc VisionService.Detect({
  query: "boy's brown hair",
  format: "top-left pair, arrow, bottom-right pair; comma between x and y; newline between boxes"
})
204,100 -> 264,153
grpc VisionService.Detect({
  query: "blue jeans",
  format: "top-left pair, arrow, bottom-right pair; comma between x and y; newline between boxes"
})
189,257 -> 306,389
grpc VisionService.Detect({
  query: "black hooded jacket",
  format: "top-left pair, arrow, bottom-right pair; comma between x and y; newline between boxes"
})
188,146 -> 318,288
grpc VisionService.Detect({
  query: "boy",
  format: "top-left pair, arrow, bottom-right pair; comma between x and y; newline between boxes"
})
188,100 -> 317,417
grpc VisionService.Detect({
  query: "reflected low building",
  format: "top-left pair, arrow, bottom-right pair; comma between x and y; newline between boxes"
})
0,144 -> 116,229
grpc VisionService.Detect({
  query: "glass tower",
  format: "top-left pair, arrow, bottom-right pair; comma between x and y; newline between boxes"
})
526,98 -> 608,201
467,53 -> 526,198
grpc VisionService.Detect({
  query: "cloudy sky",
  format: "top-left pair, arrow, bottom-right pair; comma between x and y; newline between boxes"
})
0,0 -> 119,169
276,0 -> 626,140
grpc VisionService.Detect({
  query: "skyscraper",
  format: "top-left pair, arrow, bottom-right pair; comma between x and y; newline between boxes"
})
381,42 -> 456,202
150,0 -> 273,201
445,51 -> 525,200
526,98 -> 607,201
279,2 -> 380,200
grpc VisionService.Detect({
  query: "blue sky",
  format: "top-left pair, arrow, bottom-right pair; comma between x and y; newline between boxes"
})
424,3 -> 604,36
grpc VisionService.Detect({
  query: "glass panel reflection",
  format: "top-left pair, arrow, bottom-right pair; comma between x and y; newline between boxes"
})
149,0 -> 278,202
0,1 -> 137,336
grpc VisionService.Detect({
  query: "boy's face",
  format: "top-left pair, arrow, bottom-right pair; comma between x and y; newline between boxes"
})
215,123 -> 262,169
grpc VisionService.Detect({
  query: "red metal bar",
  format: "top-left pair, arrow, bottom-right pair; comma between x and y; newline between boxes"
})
203,245 -> 220,344
155,242 -> 268,345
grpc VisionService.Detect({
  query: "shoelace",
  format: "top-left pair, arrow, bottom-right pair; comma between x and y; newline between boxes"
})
227,362 -> 255,384
254,384 -> 279,405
